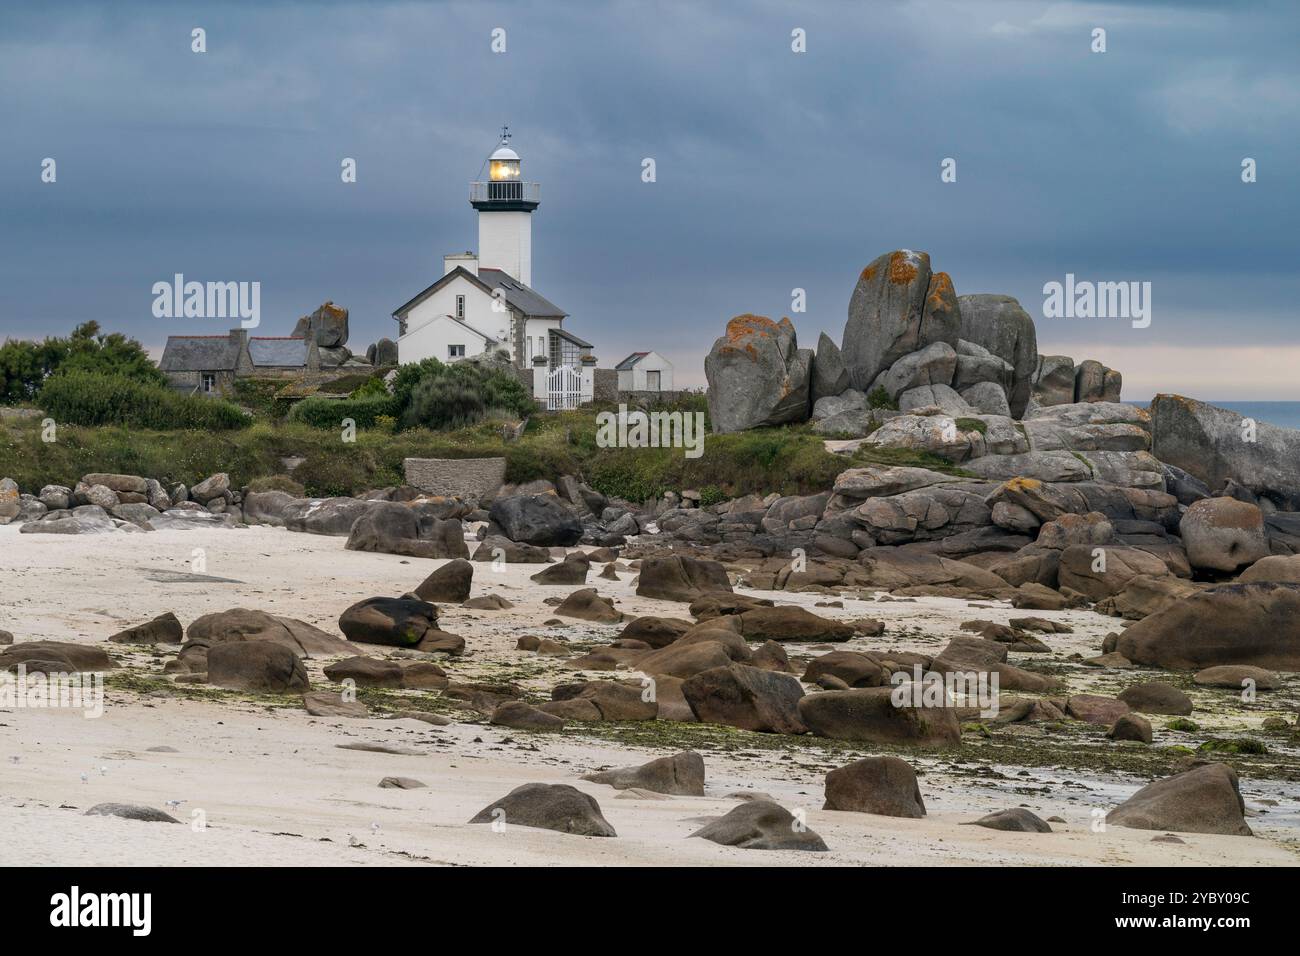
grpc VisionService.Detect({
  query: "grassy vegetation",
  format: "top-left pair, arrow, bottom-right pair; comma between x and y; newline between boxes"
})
1,392 -> 980,501
39,371 -> 250,430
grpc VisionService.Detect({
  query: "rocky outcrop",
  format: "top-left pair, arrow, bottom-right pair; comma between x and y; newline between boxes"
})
1074,359 -> 1122,403
292,300 -> 349,349
283,497 -> 375,536
1031,355 -> 1075,407
1151,394 -> 1300,510
842,251 -> 959,391
636,555 -> 732,601
414,559 -> 474,602
345,501 -> 468,559
185,608 -> 352,657
1107,763 -> 1251,837
811,332 -> 850,401
338,597 -> 457,652
797,687 -> 961,746
206,640 -> 309,693
468,783 -> 616,837
957,294 -> 1038,418
1179,497 -> 1268,574
681,664 -> 807,733
1116,582 -> 1300,670
823,756 -> 926,818
689,800 -> 828,851
582,751 -> 706,796
705,315 -> 812,432
488,494 -> 583,546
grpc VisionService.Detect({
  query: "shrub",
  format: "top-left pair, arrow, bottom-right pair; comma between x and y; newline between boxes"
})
232,378 -> 293,420
38,371 -> 249,430
698,485 -> 728,507
349,376 -> 390,399
395,360 -> 533,431
245,474 -> 305,496
288,395 -> 398,429
290,446 -> 400,498
402,376 -> 487,430
866,385 -> 898,410
1,321 -> 164,404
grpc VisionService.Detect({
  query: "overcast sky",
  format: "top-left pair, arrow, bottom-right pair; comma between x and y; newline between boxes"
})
2,0 -> 1297,398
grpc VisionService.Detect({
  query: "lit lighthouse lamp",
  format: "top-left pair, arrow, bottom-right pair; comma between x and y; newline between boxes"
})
489,144 -> 521,181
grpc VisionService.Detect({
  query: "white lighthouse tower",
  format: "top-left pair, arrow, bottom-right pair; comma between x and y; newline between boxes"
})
393,127 -> 592,389
470,127 -> 539,286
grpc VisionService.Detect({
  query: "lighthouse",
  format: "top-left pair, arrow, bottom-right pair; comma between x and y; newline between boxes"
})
393,127 -> 594,379
470,127 -> 539,287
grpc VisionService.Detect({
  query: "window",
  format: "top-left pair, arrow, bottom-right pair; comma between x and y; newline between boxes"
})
646,370 -> 661,391
550,333 -> 581,369
201,373 -> 216,393
455,295 -> 465,319
448,344 -> 465,358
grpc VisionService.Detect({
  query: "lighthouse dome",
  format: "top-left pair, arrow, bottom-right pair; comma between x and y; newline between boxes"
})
489,145 -> 519,162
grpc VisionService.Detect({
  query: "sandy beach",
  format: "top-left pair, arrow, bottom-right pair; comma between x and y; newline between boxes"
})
2,523 -> 1295,866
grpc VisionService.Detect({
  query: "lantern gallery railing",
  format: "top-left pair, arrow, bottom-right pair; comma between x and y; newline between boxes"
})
469,181 -> 540,203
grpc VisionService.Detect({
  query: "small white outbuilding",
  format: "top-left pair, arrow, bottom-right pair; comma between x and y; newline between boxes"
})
615,351 -> 673,392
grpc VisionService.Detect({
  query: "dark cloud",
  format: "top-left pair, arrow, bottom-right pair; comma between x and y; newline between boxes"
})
1,0 -> 1296,388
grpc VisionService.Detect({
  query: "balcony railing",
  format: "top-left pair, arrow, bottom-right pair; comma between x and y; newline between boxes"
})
470,181 -> 540,204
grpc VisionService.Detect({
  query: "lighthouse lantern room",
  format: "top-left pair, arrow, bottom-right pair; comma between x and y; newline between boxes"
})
470,127 -> 539,286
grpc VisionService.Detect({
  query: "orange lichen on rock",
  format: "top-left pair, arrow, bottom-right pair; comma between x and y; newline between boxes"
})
725,314 -> 777,342
719,314 -> 777,362
888,251 -> 918,286
860,265 -> 877,283
927,272 -> 954,306
1004,477 -> 1043,492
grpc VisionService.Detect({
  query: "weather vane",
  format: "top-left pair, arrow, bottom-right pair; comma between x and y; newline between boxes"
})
500,125 -> 511,145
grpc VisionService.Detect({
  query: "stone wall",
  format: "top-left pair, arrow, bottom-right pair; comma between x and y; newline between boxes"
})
404,457 -> 507,499
594,368 -> 618,403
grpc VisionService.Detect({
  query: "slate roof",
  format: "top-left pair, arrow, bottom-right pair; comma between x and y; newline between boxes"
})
392,266 -> 567,321
615,351 -> 649,371
249,337 -> 308,367
158,336 -> 239,372
476,269 -> 567,318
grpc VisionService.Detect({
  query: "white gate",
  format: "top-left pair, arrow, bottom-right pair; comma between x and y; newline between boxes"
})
546,364 -> 583,410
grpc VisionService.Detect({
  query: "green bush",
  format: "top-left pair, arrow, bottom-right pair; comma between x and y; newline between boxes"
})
38,371 -> 250,430
289,446 -> 402,498
245,474 -> 305,496
698,485 -> 727,507
402,376 -> 488,430
349,376 -> 390,399
391,358 -> 533,431
231,378 -> 294,420
866,385 -> 898,410
288,395 -> 398,429
1,321 -> 164,404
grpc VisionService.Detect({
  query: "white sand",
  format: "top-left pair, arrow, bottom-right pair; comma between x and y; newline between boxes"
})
1,524 -> 1295,866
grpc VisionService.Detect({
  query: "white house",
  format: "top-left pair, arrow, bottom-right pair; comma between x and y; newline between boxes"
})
394,131 -> 594,381
615,351 -> 674,392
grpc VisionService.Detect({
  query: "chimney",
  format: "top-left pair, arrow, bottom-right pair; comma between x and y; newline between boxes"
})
444,252 -> 478,277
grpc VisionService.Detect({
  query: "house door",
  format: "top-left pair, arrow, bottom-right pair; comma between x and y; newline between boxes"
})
646,370 -> 661,391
